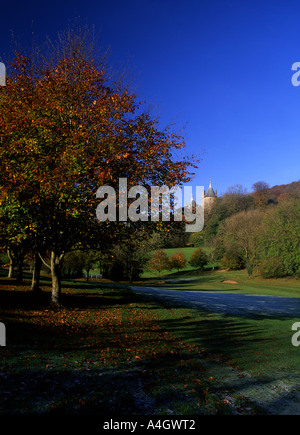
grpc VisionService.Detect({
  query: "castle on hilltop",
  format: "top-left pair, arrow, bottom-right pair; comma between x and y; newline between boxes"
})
204,180 -> 217,211
187,180 -> 217,212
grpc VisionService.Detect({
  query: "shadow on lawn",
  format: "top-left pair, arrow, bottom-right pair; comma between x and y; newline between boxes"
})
0,366 -> 153,415
157,313 -> 267,358
156,286 -> 241,293
1,272 -> 299,415
0,286 -> 131,312
147,273 -> 242,292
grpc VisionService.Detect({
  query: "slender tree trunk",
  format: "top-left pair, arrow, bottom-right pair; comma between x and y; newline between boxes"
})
50,251 -> 63,308
31,253 -> 42,292
7,249 -> 14,278
129,266 -> 133,284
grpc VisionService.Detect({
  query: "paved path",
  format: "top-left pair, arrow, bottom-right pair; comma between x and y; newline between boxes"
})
129,285 -> 300,318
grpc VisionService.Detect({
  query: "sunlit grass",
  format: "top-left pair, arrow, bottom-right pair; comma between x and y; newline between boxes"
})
150,269 -> 300,298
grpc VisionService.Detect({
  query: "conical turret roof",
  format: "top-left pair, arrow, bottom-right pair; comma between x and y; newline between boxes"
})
205,180 -> 217,198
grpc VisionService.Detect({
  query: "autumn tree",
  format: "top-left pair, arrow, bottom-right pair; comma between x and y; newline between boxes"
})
169,252 -> 187,272
148,250 -> 170,276
0,25 -> 196,306
189,248 -> 208,271
252,181 -> 274,208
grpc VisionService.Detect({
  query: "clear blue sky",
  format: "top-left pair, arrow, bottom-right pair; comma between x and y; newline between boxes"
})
1,0 -> 300,195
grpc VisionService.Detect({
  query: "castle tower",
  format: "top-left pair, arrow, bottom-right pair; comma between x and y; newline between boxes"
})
204,180 -> 217,211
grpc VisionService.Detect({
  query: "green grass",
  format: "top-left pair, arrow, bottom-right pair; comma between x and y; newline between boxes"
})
147,269 -> 300,298
132,246 -> 300,298
1,270 -> 299,415
153,302 -> 300,415
0,278 -> 241,415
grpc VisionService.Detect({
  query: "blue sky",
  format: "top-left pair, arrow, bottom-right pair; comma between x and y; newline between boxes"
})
1,0 -> 300,195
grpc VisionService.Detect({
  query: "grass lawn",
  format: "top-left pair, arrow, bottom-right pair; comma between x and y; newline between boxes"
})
137,246 -> 300,299
0,271 -> 300,416
0,277 -> 243,416
155,301 -> 300,397
148,268 -> 300,298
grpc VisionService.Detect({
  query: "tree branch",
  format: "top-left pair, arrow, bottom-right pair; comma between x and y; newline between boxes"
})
38,252 -> 51,270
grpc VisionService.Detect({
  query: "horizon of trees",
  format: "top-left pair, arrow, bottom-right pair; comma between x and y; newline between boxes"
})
193,180 -> 300,278
1,177 -> 299,284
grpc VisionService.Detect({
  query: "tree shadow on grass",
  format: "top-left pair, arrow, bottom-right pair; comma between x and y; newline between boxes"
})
0,288 -> 52,310
0,285 -> 133,312
1,345 -> 298,415
149,274 -> 218,285
0,366 -> 153,415
1,280 -> 299,415
141,307 -> 300,414
157,286 -> 241,293
158,314 -> 266,357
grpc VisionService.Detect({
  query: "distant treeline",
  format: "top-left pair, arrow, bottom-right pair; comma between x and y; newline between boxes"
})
189,180 -> 300,278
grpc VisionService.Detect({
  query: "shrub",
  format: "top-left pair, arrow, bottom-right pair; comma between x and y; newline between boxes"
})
220,252 -> 245,270
169,252 -> 187,271
258,257 -> 287,279
189,248 -> 208,271
189,231 -> 204,247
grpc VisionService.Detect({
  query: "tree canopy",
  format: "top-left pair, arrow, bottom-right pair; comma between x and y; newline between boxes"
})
0,25 -> 197,305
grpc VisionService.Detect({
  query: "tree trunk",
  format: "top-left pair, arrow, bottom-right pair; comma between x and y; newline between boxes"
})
129,266 -> 133,284
246,259 -> 253,277
86,268 -> 90,282
7,249 -> 14,278
31,253 -> 42,292
50,251 -> 63,308
210,252 -> 215,271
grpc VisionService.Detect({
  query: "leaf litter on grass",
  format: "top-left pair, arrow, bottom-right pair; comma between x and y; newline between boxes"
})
0,286 -> 267,415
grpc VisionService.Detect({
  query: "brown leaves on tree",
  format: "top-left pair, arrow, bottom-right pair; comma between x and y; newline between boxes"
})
0,28 -> 198,305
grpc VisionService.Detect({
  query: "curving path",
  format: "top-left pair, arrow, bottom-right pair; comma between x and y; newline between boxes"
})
129,285 -> 300,318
